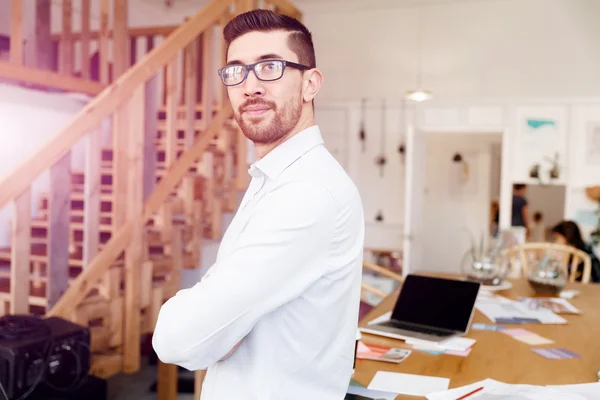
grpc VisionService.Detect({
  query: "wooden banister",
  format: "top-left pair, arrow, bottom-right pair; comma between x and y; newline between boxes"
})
47,103 -> 233,318
0,0 -> 232,212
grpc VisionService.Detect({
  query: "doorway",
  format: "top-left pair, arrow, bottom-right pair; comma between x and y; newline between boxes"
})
404,131 -> 503,275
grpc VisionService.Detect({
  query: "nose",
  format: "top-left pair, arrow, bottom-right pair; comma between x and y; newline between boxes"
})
242,68 -> 265,97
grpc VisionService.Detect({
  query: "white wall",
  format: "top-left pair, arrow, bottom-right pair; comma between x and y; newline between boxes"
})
0,83 -> 90,246
300,0 -> 600,101
316,100 -> 406,250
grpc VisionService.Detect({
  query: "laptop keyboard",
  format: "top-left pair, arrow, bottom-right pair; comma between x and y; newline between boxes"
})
381,320 -> 451,336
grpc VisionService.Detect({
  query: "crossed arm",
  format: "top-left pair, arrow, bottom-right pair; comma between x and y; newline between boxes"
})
152,182 -> 336,370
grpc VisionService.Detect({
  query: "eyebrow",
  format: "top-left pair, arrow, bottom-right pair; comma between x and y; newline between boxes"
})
226,53 -> 284,66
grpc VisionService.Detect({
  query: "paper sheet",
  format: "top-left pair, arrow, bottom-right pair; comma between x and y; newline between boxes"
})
426,378 -> 588,400
546,383 -> 600,400
346,382 -> 397,400
367,311 -> 392,325
476,301 -> 566,324
406,337 -> 476,352
368,371 -> 450,396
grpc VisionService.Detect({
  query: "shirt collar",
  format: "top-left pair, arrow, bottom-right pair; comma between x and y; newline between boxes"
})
249,125 -> 324,180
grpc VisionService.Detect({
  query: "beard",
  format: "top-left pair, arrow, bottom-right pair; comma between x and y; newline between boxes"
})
235,94 -> 302,144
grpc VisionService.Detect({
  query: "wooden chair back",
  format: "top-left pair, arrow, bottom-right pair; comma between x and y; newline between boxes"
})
504,242 -> 592,284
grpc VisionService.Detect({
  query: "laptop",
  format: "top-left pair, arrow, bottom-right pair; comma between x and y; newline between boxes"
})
359,274 -> 481,342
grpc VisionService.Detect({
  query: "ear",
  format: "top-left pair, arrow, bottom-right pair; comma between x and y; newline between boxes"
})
302,68 -> 323,103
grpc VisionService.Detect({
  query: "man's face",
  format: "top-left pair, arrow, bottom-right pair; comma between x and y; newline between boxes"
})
225,30 -> 305,144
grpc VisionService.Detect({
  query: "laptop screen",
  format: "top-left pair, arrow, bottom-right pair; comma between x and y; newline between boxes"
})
391,274 -> 480,332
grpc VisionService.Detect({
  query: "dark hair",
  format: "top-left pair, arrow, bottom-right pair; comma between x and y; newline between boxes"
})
223,9 -> 316,68
533,211 -> 543,222
552,220 -> 586,250
513,183 -> 526,191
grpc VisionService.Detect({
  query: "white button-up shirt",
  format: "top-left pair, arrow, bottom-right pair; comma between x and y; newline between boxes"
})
152,125 -> 365,400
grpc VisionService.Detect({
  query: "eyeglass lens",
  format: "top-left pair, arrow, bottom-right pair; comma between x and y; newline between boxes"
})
221,60 -> 284,85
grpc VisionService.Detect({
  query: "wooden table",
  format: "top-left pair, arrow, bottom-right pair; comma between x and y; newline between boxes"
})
354,275 -> 600,399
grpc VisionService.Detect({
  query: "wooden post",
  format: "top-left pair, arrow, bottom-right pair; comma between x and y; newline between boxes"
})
81,0 -> 91,79
144,75 -> 159,201
60,0 -> 74,75
165,56 -> 180,167
184,40 -> 199,150
123,85 -> 146,374
113,0 -> 129,79
83,125 -> 103,268
157,361 -> 178,400
201,27 -> 215,126
99,0 -> 110,83
194,370 -> 207,400
33,0 -> 52,70
47,153 -> 72,308
10,0 -> 23,65
10,187 -> 30,314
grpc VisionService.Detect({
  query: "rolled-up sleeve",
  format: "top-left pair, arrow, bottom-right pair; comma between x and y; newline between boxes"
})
152,181 -> 336,370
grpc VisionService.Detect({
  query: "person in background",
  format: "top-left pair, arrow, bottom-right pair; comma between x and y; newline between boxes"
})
530,211 -> 545,242
511,184 -> 530,235
552,220 -> 600,283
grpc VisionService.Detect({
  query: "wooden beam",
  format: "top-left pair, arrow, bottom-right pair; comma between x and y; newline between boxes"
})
47,152 -> 71,308
99,0 -> 110,84
51,25 -> 179,42
47,104 -> 233,318
10,187 -> 30,314
265,0 -> 300,17
61,0 -> 74,75
0,61 -> 105,95
0,0 -> 231,212
10,0 -> 23,65
83,123 -> 103,268
81,0 -> 91,79
123,85 -> 146,374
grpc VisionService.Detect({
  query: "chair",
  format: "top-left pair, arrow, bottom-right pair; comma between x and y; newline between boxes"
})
359,262 -> 403,321
504,242 -> 592,284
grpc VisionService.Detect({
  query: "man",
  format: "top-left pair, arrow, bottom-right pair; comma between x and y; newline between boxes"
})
152,9 -> 365,400
511,183 -> 529,234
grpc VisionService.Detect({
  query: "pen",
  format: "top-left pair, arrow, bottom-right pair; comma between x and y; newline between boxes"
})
456,386 -> 484,400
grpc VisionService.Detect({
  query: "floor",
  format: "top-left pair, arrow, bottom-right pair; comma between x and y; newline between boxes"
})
107,357 -> 195,400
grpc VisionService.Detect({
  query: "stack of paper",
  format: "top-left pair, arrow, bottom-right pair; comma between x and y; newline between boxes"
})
368,371 -> 450,397
406,337 -> 476,357
475,295 -> 567,324
517,297 -> 582,314
426,378 -> 592,400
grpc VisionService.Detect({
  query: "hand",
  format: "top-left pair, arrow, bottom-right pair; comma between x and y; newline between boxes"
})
220,341 -> 242,361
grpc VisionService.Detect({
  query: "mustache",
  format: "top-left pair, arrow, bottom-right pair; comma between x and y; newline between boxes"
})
239,99 -> 276,112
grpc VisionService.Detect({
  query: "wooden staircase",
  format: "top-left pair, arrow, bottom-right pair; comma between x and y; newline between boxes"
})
0,0 -> 301,388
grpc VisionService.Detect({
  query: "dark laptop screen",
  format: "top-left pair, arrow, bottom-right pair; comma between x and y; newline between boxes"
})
391,274 -> 480,332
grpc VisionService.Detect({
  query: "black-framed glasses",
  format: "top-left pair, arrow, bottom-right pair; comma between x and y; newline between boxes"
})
217,60 -> 310,86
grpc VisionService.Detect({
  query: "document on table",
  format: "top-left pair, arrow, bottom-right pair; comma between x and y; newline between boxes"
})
368,371 -> 450,396
426,379 -> 589,400
367,311 -> 392,325
546,383 -> 600,400
406,337 -> 476,352
475,301 -> 566,324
